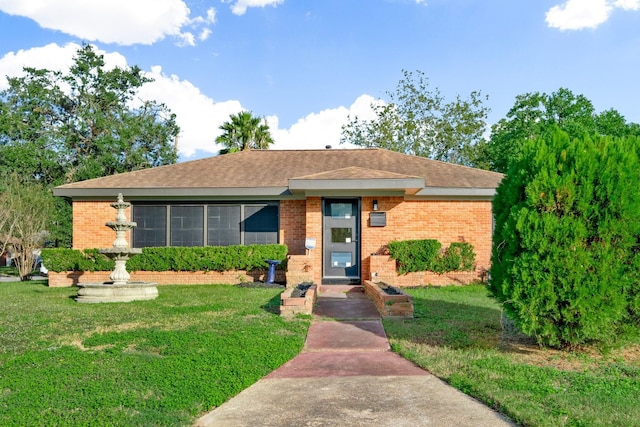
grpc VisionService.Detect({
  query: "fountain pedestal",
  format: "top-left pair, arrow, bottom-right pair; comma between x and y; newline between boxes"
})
76,193 -> 158,303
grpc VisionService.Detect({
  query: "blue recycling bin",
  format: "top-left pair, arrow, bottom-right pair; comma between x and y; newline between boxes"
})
265,259 -> 281,284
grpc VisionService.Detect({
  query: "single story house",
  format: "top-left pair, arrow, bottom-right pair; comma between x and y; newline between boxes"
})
53,148 -> 503,286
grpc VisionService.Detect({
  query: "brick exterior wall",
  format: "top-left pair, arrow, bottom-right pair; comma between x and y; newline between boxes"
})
279,200 -> 306,255
69,196 -> 493,287
369,254 -> 484,286
285,255 -> 314,287
73,200 -> 131,250
305,197 -> 323,284
360,197 -> 492,284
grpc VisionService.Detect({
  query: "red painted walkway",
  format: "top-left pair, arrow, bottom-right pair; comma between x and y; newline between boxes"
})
195,285 -> 514,427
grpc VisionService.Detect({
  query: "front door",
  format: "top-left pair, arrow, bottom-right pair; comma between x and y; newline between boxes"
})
323,198 -> 360,281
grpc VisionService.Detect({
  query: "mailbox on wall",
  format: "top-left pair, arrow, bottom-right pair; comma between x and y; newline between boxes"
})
369,212 -> 387,227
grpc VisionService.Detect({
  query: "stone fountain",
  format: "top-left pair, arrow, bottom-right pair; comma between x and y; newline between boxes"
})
76,193 -> 158,303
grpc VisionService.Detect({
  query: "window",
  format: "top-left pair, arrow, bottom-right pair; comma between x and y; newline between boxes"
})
132,202 -> 278,248
170,206 -> 204,246
244,205 -> 278,245
330,202 -> 354,218
132,206 -> 166,247
208,205 -> 240,246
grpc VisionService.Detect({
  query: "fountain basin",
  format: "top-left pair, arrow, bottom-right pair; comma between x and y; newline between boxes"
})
76,281 -> 158,303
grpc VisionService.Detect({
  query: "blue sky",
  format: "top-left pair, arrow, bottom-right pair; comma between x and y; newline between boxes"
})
0,0 -> 639,161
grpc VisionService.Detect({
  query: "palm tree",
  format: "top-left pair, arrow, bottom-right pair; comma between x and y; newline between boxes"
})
216,111 -> 274,154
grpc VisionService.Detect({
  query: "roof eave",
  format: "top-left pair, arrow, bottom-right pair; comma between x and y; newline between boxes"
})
414,187 -> 497,198
53,187 -> 291,198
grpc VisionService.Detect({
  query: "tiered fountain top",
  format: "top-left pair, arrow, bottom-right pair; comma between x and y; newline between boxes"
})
104,193 -> 141,251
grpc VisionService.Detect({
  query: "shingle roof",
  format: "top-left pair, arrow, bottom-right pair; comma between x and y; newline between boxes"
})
54,149 -> 503,197
292,166 -> 424,181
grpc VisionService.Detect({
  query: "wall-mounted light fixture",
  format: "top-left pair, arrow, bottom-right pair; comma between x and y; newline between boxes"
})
372,200 -> 379,211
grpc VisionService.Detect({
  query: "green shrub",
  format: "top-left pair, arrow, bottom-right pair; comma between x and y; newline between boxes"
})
489,128 -> 640,348
388,239 -> 475,274
41,248 -> 114,272
41,245 -> 288,273
437,242 -> 476,273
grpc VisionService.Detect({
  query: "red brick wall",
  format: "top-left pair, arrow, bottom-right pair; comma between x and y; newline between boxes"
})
71,196 -> 494,286
305,197 -> 323,284
73,201 -> 130,250
359,196 -> 493,283
280,200 -> 306,255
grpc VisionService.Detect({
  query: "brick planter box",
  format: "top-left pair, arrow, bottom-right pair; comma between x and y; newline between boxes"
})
280,284 -> 317,319
363,280 -> 414,318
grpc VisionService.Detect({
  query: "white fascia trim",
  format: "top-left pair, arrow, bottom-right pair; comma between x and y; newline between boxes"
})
53,187 -> 291,198
413,187 -> 497,197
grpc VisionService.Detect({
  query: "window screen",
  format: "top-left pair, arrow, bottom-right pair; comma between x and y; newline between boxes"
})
170,205 -> 204,246
133,206 -> 166,247
244,205 -> 278,245
132,202 -> 278,247
208,205 -> 241,246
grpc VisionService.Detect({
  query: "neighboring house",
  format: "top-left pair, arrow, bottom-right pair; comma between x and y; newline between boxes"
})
53,148 -> 503,285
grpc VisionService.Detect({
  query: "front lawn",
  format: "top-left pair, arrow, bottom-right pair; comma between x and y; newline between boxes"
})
384,285 -> 640,427
0,281 -> 309,426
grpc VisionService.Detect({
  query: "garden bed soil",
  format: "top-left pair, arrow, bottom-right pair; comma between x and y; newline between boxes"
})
237,281 -> 285,289
290,283 -> 312,298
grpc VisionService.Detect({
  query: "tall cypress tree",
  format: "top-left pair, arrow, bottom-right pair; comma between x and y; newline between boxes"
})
489,128 -> 640,348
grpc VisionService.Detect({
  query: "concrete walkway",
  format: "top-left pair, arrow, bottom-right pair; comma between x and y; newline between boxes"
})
195,285 -> 514,427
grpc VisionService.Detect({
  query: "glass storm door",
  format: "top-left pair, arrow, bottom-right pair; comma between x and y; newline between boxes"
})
323,199 -> 359,280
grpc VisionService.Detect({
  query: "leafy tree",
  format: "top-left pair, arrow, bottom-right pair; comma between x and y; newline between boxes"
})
340,70 -> 490,166
489,128 -> 640,348
0,44 -> 180,246
483,88 -> 640,173
0,174 -> 54,280
216,111 -> 274,154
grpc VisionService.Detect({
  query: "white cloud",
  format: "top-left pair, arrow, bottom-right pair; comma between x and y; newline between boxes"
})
199,28 -> 213,42
614,0 -> 640,10
268,95 -> 378,151
0,0 -> 215,46
546,0 -> 640,30
546,0 -> 612,30
0,42 -> 127,90
138,66 -> 243,157
229,0 -> 285,16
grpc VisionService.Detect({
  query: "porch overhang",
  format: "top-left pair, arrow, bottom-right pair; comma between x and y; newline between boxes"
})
288,166 -> 425,195
288,177 -> 425,195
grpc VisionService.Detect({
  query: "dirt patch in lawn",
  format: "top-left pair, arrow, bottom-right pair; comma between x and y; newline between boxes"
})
499,331 -> 640,371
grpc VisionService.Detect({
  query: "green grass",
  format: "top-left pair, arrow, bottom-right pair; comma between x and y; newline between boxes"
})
0,265 -> 19,276
0,281 -> 309,426
384,285 -> 640,427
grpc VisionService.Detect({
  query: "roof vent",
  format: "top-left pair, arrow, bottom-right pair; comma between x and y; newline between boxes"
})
325,145 -> 332,149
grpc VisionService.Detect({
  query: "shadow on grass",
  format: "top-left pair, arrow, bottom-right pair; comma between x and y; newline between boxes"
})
261,292 -> 282,314
384,296 -> 538,353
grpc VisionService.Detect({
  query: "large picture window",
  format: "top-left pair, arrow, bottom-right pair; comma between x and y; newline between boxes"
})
132,202 -> 278,248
